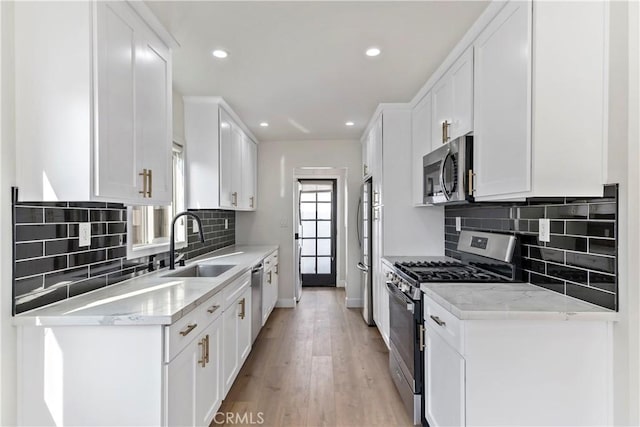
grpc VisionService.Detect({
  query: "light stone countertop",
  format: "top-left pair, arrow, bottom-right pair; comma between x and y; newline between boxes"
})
13,245 -> 278,327
381,256 -> 618,321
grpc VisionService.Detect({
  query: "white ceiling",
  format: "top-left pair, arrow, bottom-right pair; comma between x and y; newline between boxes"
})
147,1 -> 489,142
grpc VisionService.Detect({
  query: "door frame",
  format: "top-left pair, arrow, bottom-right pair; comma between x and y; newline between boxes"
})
292,168 -> 347,302
298,178 -> 337,287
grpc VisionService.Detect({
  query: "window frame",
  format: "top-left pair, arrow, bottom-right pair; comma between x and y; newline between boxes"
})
126,142 -> 187,259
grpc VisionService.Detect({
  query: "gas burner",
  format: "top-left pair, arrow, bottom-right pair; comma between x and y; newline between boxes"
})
394,260 -> 511,284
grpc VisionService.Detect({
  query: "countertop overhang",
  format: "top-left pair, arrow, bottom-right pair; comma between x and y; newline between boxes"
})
13,245 -> 278,327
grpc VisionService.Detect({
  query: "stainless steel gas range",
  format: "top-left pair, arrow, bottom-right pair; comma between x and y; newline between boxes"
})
384,231 -> 521,426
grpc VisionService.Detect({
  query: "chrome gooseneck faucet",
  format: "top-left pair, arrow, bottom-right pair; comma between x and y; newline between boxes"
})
169,211 -> 205,270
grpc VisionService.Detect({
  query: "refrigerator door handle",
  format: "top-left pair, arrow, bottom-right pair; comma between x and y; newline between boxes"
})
357,262 -> 369,272
356,197 -> 362,248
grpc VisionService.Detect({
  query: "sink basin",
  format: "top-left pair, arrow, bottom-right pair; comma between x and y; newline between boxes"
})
164,264 -> 235,278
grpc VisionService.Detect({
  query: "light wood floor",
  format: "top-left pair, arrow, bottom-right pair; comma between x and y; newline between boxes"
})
215,287 -> 412,427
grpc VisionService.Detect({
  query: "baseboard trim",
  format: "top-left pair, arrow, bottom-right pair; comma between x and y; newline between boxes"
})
345,297 -> 363,308
337,280 -> 346,288
276,298 -> 296,308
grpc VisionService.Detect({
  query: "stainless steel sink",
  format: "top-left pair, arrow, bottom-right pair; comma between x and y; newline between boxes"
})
164,264 -> 235,278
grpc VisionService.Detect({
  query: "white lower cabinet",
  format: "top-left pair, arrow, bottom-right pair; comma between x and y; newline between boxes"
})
16,270 -> 256,427
262,251 -> 279,325
167,314 -> 223,427
424,326 -> 465,427
423,295 -> 613,426
222,285 -> 252,396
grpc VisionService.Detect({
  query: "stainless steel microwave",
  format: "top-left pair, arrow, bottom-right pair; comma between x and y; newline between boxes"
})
423,135 -> 473,205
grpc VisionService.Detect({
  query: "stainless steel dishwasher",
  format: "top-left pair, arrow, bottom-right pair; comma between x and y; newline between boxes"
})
251,263 -> 264,343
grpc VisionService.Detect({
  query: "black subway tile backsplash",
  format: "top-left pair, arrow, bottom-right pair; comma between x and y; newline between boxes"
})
589,238 -> 616,256
16,224 -> 67,242
15,207 -> 43,223
15,256 -> 68,278
444,184 -> 618,310
13,201 -> 236,314
566,283 -> 616,311
565,221 -> 615,238
547,235 -> 587,252
45,208 -> 88,223
15,242 -> 43,260
546,204 -> 588,219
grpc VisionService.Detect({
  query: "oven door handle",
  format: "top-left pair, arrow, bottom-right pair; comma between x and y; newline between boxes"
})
386,281 -> 413,312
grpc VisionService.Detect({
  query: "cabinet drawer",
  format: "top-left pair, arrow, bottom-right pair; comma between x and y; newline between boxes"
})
166,305 -> 207,363
424,296 -> 464,354
222,271 -> 251,311
165,291 -> 224,363
263,250 -> 278,270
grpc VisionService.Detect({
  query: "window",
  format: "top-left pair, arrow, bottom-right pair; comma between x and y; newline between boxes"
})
127,143 -> 186,258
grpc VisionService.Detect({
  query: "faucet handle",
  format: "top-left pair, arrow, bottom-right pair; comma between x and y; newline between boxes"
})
174,253 -> 186,267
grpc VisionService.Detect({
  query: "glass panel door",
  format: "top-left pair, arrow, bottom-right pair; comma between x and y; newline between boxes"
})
298,179 -> 337,286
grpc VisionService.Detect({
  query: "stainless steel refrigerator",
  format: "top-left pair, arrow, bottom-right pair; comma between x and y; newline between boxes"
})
357,179 -> 374,325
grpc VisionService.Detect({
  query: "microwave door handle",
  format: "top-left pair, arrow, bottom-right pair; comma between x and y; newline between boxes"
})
439,152 -> 451,201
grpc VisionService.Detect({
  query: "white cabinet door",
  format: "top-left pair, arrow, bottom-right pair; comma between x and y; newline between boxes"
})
219,109 -> 234,209
262,267 -> 273,326
450,47 -> 474,140
230,124 -> 244,209
473,1 -> 531,198
238,287 -> 252,363
95,1 -> 137,201
425,327 -> 465,427
242,138 -> 257,210
222,297 -> 240,395
222,287 -> 251,395
431,46 -> 473,147
94,1 -> 172,205
411,91 -> 433,205
373,116 -> 383,206
135,30 -> 172,204
195,316 -> 223,427
166,339 -> 198,427
431,74 -> 453,147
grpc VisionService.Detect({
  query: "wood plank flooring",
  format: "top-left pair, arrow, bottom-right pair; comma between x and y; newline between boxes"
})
214,287 -> 412,427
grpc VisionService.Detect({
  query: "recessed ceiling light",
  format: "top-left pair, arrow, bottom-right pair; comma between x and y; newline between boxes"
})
345,121 -> 355,126
365,47 -> 381,57
212,49 -> 228,59
259,122 -> 269,127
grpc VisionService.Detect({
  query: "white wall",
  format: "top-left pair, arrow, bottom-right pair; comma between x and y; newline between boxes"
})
0,1 -> 17,424
625,1 -> 640,423
172,88 -> 185,145
235,140 -> 362,307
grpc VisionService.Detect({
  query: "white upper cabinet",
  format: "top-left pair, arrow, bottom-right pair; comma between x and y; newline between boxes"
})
473,1 -> 531,198
411,91 -> 433,205
473,0 -> 609,200
431,47 -> 474,147
184,97 -> 258,211
15,1 -> 173,204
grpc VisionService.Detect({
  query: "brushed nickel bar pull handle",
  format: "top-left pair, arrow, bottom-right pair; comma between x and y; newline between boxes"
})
147,169 -> 152,198
139,169 -> 148,197
179,323 -> 198,336
232,192 -> 238,207
207,305 -> 220,314
205,334 -> 210,364
198,338 -> 206,367
239,298 -> 246,319
430,315 -> 446,327
419,325 -> 426,351
250,196 -> 254,208
442,122 -> 446,144
275,264 -> 278,275
268,271 -> 272,284
468,169 -> 475,194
